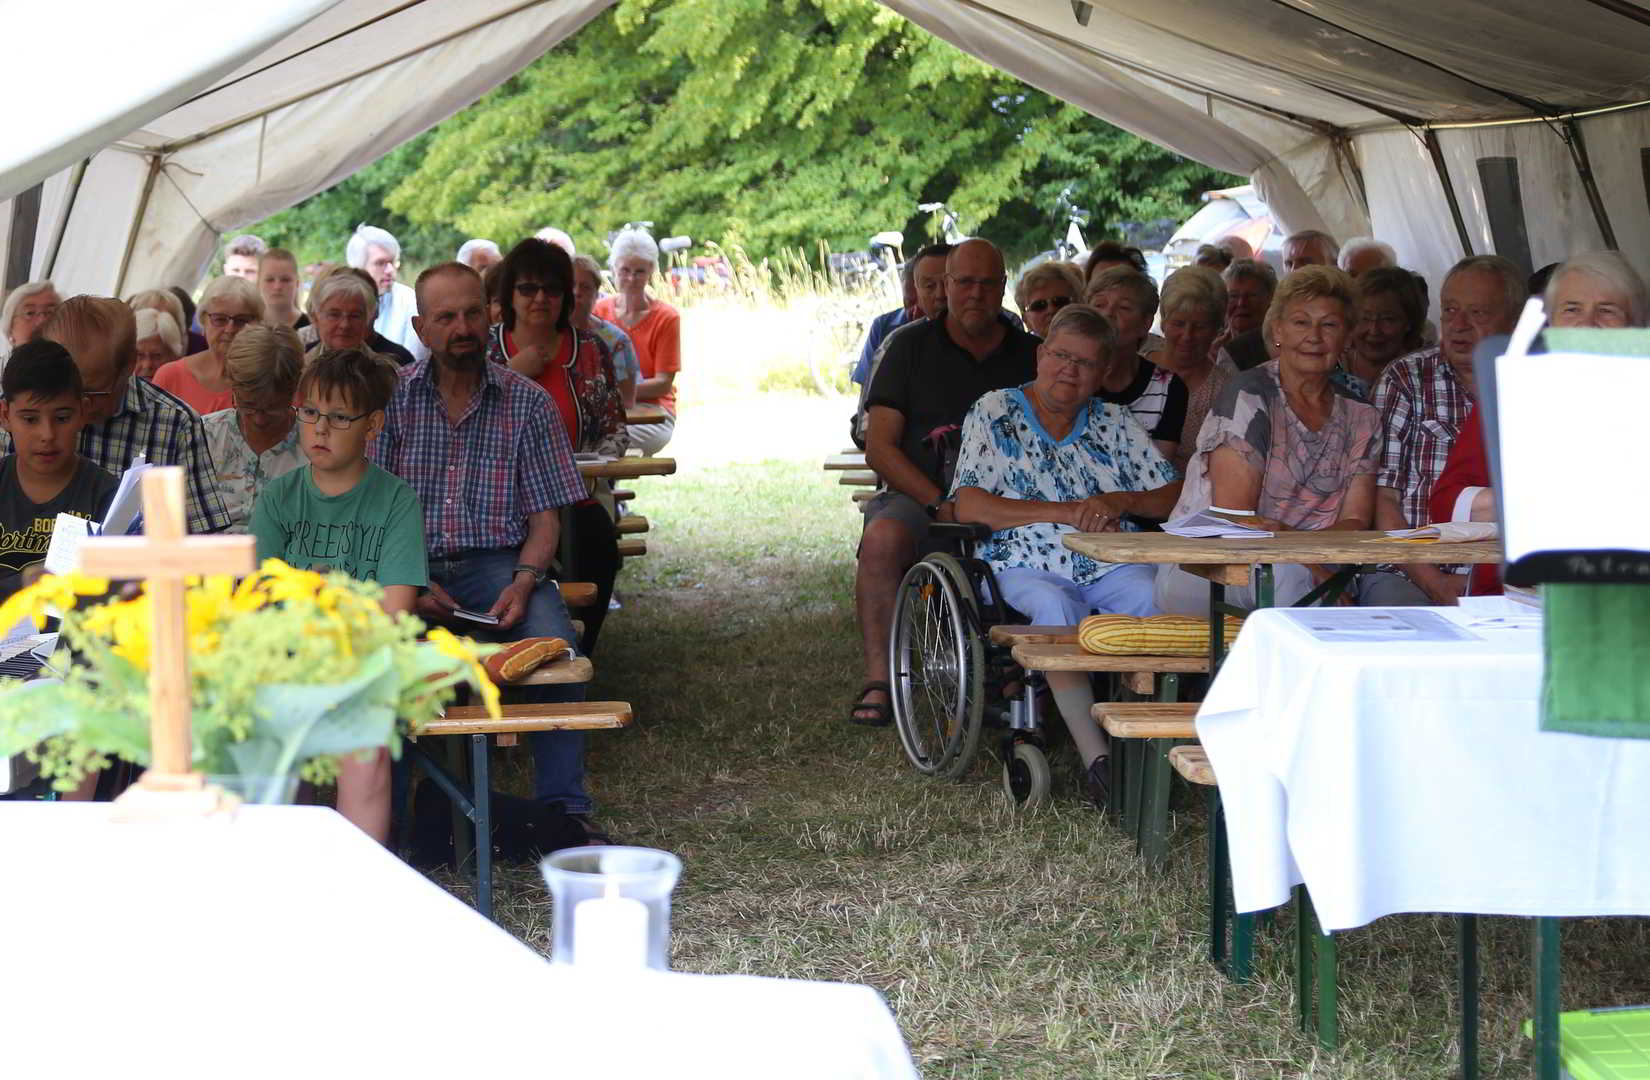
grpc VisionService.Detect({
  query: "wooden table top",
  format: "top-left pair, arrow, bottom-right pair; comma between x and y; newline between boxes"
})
578,457 -> 678,480
1063,530 -> 1502,585
625,405 -> 671,425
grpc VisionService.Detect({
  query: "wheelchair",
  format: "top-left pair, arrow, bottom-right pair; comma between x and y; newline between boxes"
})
887,521 -> 1058,806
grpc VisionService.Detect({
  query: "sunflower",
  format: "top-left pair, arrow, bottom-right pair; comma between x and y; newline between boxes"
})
426,626 -> 502,718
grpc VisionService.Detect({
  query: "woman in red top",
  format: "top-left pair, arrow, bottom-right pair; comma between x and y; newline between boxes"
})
487,238 -> 628,651
593,229 -> 680,455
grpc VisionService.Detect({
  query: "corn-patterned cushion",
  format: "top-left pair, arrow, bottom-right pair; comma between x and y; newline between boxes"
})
1077,614 -> 1243,657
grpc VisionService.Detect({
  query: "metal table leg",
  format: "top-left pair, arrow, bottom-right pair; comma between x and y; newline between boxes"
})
1459,914 -> 1479,1080
1532,918 -> 1562,1080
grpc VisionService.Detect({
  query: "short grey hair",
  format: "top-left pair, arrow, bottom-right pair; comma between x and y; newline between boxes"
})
306,268 -> 378,324
1446,254 -> 1528,319
1159,266 -> 1228,327
1,280 -> 58,348
536,227 -> 576,256
1545,250 -> 1649,327
224,323 -> 303,401
1086,264 -> 1160,321
1223,257 -> 1277,294
456,239 -> 500,267
571,254 -> 604,285
198,275 -> 265,320
1014,260 -> 1084,310
346,224 -> 400,268
1338,237 -> 1397,272
126,288 -> 186,335
224,234 -> 267,259
1044,302 -> 1116,356
1284,229 -> 1340,265
133,308 -> 182,357
608,229 -> 659,270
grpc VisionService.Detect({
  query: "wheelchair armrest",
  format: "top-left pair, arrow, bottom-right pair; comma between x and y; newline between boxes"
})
928,521 -> 993,543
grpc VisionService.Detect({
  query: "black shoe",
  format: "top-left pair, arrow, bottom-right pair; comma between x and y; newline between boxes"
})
1083,756 -> 1111,809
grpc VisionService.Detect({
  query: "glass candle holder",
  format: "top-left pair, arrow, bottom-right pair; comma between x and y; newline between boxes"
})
541,846 -> 681,971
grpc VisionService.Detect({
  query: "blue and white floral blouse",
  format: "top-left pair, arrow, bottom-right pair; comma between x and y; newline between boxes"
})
949,386 -> 1176,585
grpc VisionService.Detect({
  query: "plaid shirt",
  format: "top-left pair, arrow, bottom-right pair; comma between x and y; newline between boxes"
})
371,357 -> 584,558
1371,347 -> 1473,527
0,376 -> 232,533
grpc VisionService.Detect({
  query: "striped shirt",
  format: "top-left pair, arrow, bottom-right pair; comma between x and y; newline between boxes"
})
0,375 -> 232,534
1371,347 -> 1474,528
371,357 -> 585,558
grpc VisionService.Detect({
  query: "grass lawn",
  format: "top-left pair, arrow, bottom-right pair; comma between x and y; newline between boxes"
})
466,456 -> 1650,1079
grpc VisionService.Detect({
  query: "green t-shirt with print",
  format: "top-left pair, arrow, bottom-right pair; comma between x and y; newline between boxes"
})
249,462 -> 427,587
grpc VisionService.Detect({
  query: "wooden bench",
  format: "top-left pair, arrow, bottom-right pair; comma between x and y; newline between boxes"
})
1169,744 -> 1215,786
611,488 -> 635,501
559,582 -> 598,607
851,490 -> 873,504
839,471 -> 878,487
406,697 -> 634,922
1089,700 -> 1201,867
617,514 -> 649,535
823,452 -> 866,471
617,539 -> 647,558
1091,701 -> 1199,739
988,624 -> 1078,646
1010,643 -> 1207,695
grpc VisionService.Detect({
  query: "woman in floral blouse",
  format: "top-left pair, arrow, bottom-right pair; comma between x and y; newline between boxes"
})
486,237 -> 627,651
949,303 -> 1180,806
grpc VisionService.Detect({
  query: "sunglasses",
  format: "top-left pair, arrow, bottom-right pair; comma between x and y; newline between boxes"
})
1025,295 -> 1073,314
514,282 -> 562,298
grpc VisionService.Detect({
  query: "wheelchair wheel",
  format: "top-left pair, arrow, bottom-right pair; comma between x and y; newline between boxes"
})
890,553 -> 985,780
1002,739 -> 1051,808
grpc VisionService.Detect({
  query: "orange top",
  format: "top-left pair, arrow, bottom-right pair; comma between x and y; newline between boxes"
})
592,296 -> 680,415
151,358 -> 232,415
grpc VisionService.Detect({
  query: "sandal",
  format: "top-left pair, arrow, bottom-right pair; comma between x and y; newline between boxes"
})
847,681 -> 893,727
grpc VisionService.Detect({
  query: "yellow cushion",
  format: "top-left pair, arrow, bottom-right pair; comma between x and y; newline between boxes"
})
1077,614 -> 1243,657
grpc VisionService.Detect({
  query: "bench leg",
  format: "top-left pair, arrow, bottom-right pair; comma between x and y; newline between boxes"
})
1459,914 -> 1479,1080
472,733 -> 494,922
1294,886 -> 1338,1049
1137,674 -> 1181,869
1209,789 -> 1252,982
444,737 -> 473,874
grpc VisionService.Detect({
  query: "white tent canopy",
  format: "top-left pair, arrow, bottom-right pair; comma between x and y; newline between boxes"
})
8,0 -> 1650,300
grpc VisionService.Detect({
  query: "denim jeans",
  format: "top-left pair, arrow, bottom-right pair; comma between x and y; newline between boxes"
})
429,549 -> 590,815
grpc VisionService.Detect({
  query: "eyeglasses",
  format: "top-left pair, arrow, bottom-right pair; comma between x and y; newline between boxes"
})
949,275 -> 1007,290
204,312 -> 258,329
1045,346 -> 1104,372
293,405 -> 370,430
1025,295 -> 1072,314
514,282 -> 561,298
235,397 -> 291,418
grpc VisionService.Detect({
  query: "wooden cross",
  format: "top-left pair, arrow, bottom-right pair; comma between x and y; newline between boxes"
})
79,467 -> 255,808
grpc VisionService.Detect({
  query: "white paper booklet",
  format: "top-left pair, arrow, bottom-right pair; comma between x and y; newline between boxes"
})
1382,522 -> 1499,543
1282,608 -> 1479,643
1164,510 -> 1274,539
100,456 -> 152,536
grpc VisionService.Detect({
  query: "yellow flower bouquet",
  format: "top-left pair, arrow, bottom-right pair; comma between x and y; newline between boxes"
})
0,560 -> 501,796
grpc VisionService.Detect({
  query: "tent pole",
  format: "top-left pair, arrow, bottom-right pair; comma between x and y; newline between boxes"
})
42,158 -> 90,280
1423,129 -> 1474,258
5,182 -> 42,290
114,154 -> 165,298
1562,118 -> 1619,251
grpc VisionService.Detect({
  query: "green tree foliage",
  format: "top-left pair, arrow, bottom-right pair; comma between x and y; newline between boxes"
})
254,0 -> 1237,268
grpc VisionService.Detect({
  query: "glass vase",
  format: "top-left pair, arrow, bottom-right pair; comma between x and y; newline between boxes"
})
205,773 -> 299,806
540,846 -> 681,971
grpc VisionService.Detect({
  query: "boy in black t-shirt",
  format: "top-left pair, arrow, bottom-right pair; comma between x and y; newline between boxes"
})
0,341 -> 118,601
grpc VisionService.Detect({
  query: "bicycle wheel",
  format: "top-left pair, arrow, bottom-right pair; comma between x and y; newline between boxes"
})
890,553 -> 985,780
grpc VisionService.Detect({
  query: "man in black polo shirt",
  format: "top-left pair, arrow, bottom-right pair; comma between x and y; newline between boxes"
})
849,238 -> 1038,726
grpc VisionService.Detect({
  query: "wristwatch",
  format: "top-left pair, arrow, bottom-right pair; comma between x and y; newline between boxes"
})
513,564 -> 547,585
925,496 -> 950,517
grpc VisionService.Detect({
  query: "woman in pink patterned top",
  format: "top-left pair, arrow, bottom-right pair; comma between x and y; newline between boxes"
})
1156,265 -> 1379,613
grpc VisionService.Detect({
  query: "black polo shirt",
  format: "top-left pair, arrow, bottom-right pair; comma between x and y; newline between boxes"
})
865,313 -> 1039,485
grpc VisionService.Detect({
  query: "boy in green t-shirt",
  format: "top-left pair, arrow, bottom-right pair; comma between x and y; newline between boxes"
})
0,340 -> 118,603
250,347 -> 425,842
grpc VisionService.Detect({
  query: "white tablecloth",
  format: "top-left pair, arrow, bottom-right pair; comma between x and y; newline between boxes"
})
0,803 -> 917,1079
1197,606 -> 1650,932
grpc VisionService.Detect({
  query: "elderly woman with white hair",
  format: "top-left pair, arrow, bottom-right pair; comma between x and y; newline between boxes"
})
572,254 -> 640,407
949,303 -> 1180,805
1154,266 -> 1235,471
457,239 -> 502,272
1087,265 -> 1183,451
593,229 -> 681,454
153,275 -> 264,414
346,224 -> 426,362
299,267 -> 414,365
1338,237 -> 1397,278
2,280 -> 60,358
1013,260 -> 1083,338
132,308 -> 183,380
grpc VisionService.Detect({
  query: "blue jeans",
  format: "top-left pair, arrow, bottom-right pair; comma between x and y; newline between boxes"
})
429,549 -> 590,815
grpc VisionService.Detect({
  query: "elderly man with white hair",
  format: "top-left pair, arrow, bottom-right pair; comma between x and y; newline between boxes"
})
536,227 -> 576,256
346,224 -> 428,362
1281,229 -> 1339,273
456,239 -> 502,272
1339,237 -> 1398,277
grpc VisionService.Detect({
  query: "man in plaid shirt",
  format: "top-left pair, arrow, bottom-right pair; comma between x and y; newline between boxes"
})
372,263 -> 596,827
1361,255 -> 1524,605
29,297 -> 230,534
